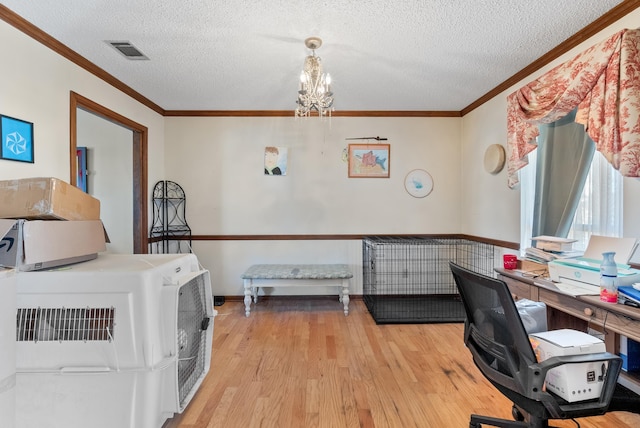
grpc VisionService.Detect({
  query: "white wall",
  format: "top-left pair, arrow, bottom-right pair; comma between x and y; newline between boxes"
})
461,9 -> 640,246
0,20 -> 165,214
77,109 -> 134,253
0,15 -> 463,298
191,240 -> 364,298
4,8 -> 640,298
164,116 -> 461,234
164,116 -> 462,295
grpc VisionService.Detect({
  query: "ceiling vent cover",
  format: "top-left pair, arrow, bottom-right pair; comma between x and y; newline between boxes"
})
106,41 -> 149,60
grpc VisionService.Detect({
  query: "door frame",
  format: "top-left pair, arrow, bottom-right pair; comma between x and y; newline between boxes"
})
69,91 -> 148,253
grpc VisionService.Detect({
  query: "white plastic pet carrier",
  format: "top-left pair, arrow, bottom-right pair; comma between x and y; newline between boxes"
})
14,253 -> 215,428
0,268 -> 16,428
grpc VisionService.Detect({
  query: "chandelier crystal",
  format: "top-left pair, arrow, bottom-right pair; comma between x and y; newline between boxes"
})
295,37 -> 334,118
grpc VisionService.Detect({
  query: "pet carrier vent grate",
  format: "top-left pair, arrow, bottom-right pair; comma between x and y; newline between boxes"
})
16,307 -> 115,342
177,274 -> 208,407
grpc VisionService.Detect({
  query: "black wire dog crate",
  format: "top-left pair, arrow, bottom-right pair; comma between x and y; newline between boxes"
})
362,236 -> 496,324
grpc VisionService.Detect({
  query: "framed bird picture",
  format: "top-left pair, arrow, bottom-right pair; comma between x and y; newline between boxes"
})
348,144 -> 390,178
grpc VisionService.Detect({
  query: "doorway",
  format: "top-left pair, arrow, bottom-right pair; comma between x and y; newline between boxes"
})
69,91 -> 148,254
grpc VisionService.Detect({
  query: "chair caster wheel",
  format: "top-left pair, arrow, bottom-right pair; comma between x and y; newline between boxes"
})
512,405 -> 525,421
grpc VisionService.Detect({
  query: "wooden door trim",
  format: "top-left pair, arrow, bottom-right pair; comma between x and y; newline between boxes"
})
70,91 -> 148,253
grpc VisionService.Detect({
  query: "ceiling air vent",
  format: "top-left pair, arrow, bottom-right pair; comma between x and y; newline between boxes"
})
106,40 -> 149,60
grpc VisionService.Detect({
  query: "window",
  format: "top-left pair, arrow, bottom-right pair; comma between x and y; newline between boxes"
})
521,150 -> 623,253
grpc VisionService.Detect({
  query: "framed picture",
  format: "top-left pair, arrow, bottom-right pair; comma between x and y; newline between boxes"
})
264,146 -> 288,176
348,144 -> 390,178
76,146 -> 88,192
0,115 -> 34,163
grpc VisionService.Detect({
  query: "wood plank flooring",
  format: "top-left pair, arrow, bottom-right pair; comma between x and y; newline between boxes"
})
164,297 -> 640,428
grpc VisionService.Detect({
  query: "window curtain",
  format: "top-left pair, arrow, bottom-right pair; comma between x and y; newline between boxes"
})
531,109 -> 595,239
567,150 -> 623,250
520,140 -> 623,253
506,28 -> 640,189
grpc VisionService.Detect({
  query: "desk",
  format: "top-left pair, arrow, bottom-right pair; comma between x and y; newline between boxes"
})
497,268 -> 640,394
241,264 -> 352,317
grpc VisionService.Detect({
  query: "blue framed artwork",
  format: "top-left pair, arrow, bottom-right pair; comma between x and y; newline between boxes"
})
76,146 -> 88,192
1,115 -> 34,163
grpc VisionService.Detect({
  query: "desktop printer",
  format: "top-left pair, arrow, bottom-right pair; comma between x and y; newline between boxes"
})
548,235 -> 640,289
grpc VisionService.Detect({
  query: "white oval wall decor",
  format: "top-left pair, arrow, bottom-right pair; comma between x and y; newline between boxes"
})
483,144 -> 506,174
404,169 -> 433,198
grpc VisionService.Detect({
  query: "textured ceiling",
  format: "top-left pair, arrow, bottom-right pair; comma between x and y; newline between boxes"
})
0,1 -> 628,112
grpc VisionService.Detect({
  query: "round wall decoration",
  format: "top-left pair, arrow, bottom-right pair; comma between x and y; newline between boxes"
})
483,144 -> 506,174
404,169 -> 433,198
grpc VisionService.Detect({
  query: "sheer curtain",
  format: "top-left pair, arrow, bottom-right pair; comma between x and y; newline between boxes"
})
521,147 -> 623,253
567,151 -> 623,251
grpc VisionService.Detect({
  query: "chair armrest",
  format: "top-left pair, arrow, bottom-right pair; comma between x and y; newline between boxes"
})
527,352 -> 622,419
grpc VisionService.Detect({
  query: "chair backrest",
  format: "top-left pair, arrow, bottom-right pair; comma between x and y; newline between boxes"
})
449,261 -> 538,395
449,261 -> 623,421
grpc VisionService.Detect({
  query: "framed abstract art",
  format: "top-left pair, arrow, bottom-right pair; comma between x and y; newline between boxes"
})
0,115 -> 34,163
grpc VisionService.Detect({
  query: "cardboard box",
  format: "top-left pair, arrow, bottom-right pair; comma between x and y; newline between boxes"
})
519,258 -> 549,277
0,177 -> 100,221
529,329 -> 607,402
0,219 -> 106,271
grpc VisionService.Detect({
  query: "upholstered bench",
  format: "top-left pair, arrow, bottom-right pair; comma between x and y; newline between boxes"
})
241,264 -> 353,317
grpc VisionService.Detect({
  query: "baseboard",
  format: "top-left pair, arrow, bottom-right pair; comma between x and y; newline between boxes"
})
219,294 -> 363,302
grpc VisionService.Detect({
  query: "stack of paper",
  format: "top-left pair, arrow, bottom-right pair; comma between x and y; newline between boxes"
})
525,247 -> 557,263
523,236 -> 583,264
524,246 -> 583,264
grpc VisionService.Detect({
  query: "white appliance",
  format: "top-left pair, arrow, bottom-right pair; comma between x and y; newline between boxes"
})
548,235 -> 640,289
529,329 -> 607,402
548,258 -> 640,290
14,253 -> 215,428
0,268 -> 16,428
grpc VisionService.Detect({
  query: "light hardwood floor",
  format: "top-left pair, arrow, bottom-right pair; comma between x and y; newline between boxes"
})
164,298 -> 640,428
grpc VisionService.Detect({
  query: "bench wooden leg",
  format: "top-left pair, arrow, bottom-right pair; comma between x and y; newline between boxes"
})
244,279 -> 252,317
341,278 -> 350,316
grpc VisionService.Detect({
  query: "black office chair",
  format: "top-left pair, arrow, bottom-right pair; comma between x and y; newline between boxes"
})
449,262 -> 623,428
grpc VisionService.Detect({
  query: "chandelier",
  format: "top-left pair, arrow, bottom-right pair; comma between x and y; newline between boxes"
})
295,37 -> 334,117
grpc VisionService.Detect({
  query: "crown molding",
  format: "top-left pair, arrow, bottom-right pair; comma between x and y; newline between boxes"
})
461,0 -> 640,115
2,2 -> 639,118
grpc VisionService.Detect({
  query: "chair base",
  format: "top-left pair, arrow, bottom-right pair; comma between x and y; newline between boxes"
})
470,414 -> 549,428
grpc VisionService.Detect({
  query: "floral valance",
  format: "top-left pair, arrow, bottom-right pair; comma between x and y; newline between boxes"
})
506,29 -> 640,188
